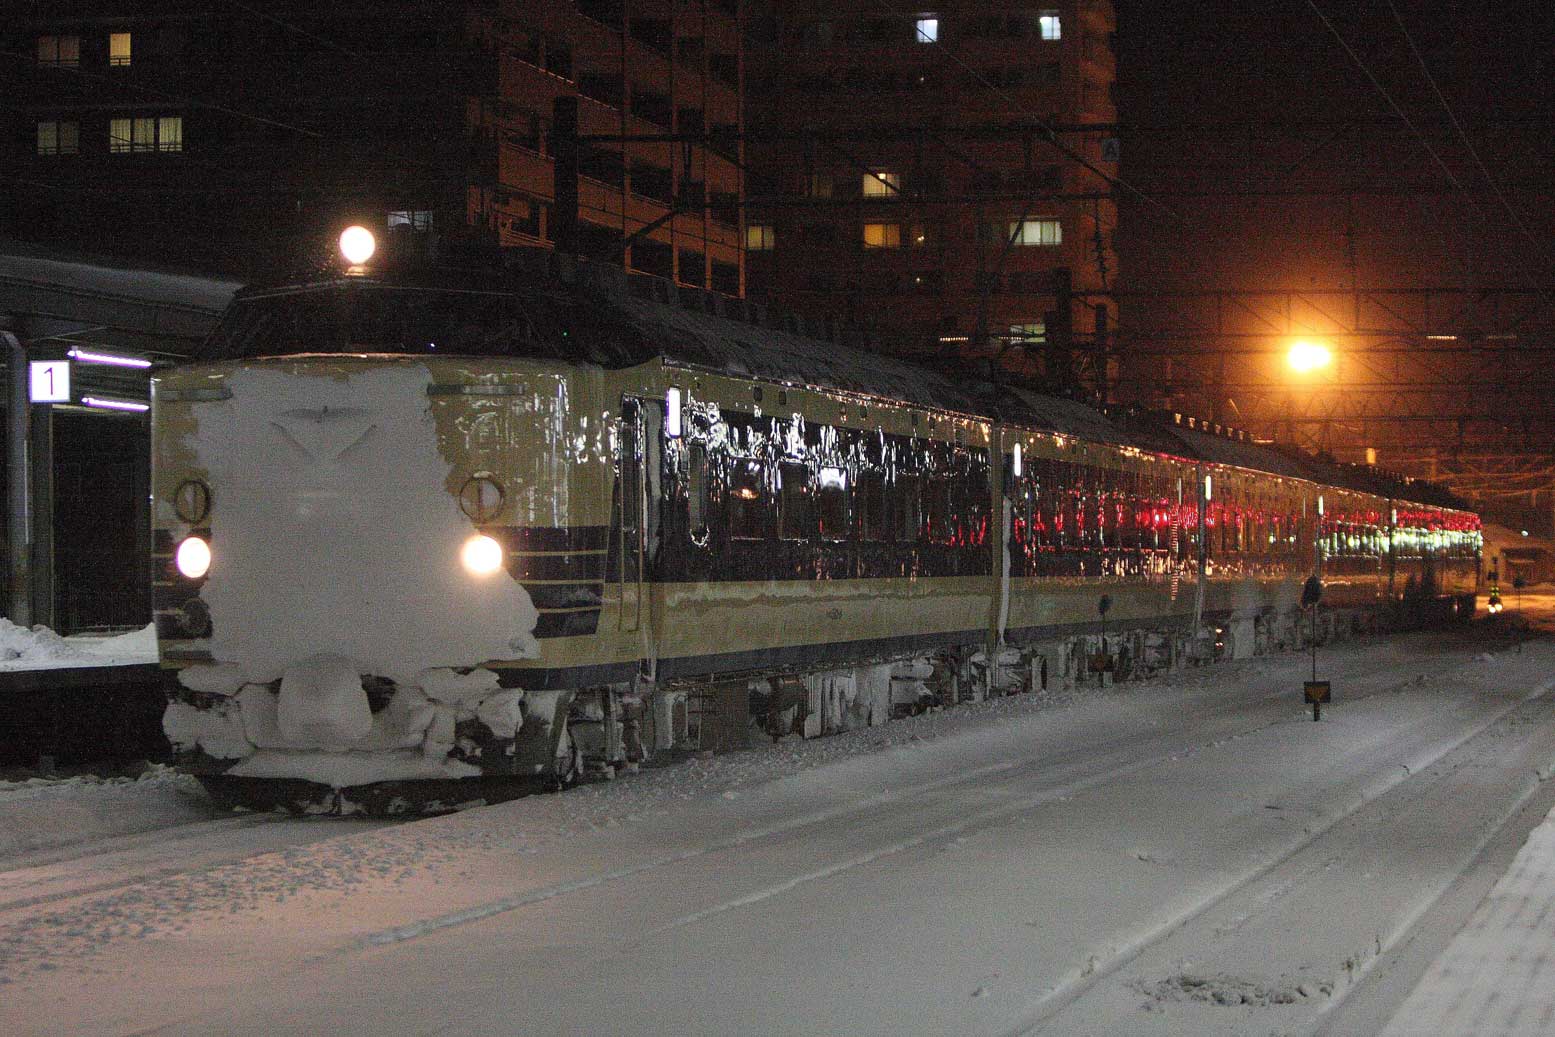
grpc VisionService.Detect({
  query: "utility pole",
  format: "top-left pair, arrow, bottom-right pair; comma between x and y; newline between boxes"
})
551,96 -> 579,258
1093,303 -> 1109,404
4,329 -> 29,627
1044,267 -> 1074,395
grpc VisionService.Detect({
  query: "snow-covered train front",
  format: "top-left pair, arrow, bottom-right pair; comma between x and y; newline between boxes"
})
155,252 -> 1481,813
155,273 -> 636,811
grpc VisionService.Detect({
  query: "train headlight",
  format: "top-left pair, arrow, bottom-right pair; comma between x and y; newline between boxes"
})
175,536 -> 212,579
461,534 -> 504,576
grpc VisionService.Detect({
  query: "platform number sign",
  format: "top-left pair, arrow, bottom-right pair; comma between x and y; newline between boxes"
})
29,360 -> 70,404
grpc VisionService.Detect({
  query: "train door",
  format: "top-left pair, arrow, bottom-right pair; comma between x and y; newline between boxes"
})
617,397 -> 646,633
616,394 -> 665,639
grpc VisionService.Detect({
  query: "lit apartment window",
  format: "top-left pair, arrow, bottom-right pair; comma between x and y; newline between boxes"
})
1009,219 -> 1061,245
915,17 -> 938,43
862,223 -> 901,248
1009,323 -> 1046,344
157,116 -> 182,151
862,170 -> 900,197
36,121 -> 80,155
745,224 -> 775,251
110,115 -> 183,153
388,210 -> 434,230
1039,11 -> 1061,40
37,35 -> 81,67
109,32 -> 132,66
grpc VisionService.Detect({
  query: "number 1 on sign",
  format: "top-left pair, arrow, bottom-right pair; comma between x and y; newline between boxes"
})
29,361 -> 70,403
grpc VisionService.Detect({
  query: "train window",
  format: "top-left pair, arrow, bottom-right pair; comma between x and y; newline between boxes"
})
687,445 -> 707,537
1082,490 -> 1101,550
728,461 -> 767,540
1116,492 -> 1137,550
1036,475 -> 1057,548
857,471 -> 886,541
967,465 -> 990,545
779,462 -> 814,540
894,473 -> 922,541
817,466 -> 848,539
926,476 -> 953,543
1060,490 -> 1079,549
1021,485 -> 1036,550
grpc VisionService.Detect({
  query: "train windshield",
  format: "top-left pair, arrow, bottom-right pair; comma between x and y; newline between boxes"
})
196,280 -> 544,360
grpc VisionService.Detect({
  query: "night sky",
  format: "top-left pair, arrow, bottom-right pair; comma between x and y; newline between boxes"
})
1111,0 -> 1555,294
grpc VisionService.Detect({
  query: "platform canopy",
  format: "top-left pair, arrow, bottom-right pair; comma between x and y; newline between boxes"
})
0,239 -> 241,360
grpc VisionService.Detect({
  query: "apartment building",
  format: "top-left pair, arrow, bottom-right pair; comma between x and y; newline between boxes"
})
743,1 -> 1116,384
2,1 -> 744,289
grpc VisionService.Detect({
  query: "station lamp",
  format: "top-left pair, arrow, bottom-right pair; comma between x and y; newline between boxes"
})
339,225 -> 376,267
1286,339 -> 1334,374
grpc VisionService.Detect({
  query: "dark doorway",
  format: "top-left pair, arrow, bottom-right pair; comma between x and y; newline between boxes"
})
52,411 -> 150,633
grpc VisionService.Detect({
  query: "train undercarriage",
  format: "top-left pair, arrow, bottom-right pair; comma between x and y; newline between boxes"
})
167,593 -> 1476,816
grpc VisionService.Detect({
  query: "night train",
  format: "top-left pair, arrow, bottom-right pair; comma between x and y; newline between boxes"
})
155,242 -> 1482,813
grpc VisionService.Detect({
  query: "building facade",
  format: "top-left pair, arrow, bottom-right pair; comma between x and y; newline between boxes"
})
2,1 -> 743,290
743,0 -> 1117,388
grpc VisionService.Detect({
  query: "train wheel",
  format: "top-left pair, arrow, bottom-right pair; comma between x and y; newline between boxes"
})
550,723 -> 582,791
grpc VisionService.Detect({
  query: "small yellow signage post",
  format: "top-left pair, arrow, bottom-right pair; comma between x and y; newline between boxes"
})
1304,680 -> 1331,722
1301,575 -> 1326,722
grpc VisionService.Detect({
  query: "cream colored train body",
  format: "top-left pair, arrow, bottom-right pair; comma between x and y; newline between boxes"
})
153,262 -> 1481,811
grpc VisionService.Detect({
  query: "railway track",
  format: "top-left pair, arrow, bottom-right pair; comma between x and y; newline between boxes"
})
0,813 -> 395,923
2,627 -> 1547,1037
316,630 -> 1524,954
0,629 -> 1518,937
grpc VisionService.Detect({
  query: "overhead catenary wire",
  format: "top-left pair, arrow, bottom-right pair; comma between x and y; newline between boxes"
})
1300,0 -> 1551,303
0,47 -> 322,139
1380,0 -> 1555,280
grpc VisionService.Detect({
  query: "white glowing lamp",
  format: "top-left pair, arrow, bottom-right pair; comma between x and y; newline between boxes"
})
461,534 -> 504,576
175,536 -> 211,579
339,225 -> 377,265
666,387 -> 683,438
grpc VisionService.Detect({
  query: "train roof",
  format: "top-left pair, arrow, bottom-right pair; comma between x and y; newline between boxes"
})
611,286 -> 988,415
204,257 -> 1474,514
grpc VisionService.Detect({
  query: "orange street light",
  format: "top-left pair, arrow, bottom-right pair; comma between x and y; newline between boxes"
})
1287,339 -> 1334,374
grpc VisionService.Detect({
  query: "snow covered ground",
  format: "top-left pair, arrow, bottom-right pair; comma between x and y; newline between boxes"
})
0,765 -> 210,860
3,623 -> 1555,1035
0,620 -> 156,671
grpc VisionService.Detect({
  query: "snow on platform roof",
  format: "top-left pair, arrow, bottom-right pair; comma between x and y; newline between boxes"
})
0,239 -> 241,315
